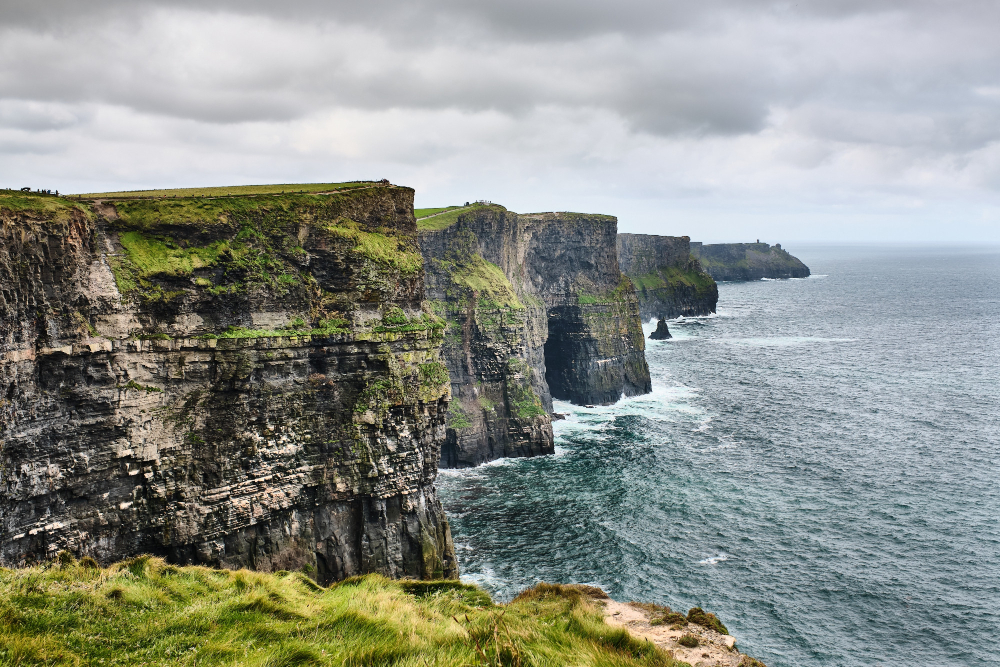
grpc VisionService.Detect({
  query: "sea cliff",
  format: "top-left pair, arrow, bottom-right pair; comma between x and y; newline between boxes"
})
419,205 -> 651,468
617,233 -> 718,320
0,185 -> 456,582
691,242 -> 810,281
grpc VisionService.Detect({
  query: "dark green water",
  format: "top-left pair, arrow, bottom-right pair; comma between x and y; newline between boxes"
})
437,245 -> 1000,667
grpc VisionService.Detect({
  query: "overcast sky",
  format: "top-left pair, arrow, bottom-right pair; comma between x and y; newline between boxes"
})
2,0 -> 999,242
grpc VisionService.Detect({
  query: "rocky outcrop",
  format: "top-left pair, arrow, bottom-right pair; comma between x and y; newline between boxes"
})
419,205 -> 651,468
617,233 -> 718,320
649,319 -> 672,340
691,242 -> 810,281
418,223 -> 553,469
0,186 -> 456,583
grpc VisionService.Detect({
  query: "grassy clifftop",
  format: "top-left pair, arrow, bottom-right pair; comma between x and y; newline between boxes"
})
77,182 -> 379,198
0,556 -> 679,667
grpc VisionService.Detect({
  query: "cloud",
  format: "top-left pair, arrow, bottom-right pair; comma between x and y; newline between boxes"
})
0,0 -> 998,241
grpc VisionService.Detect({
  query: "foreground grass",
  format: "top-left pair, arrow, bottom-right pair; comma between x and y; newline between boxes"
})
0,557 -> 677,667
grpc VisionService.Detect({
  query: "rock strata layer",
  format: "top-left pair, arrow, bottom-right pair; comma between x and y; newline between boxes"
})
419,205 -> 651,468
0,186 -> 456,582
617,233 -> 718,320
691,242 -> 810,281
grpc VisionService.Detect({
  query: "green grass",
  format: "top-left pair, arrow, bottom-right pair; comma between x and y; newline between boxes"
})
506,359 -> 546,420
0,192 -> 89,220
414,206 -> 462,219
0,559 -> 677,667
575,275 -> 638,307
108,192 -> 423,301
75,182 -> 378,199
630,265 -> 716,297
415,204 -> 499,231
418,362 -> 451,388
449,256 -> 523,310
209,320 -> 351,339
448,404 -> 473,430
118,232 -> 229,277
686,607 -> 727,635
327,224 -> 423,275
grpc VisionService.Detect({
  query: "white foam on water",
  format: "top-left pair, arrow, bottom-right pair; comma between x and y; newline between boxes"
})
718,336 -> 856,348
698,553 -> 730,565
460,565 -> 500,589
552,382 -> 710,448
693,417 -> 713,433
645,312 -> 720,328
480,454 -> 520,467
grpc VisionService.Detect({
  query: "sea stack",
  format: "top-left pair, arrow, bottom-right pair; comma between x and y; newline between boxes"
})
649,319 -> 672,340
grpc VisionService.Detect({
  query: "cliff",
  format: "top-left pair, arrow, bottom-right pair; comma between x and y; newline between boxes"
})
691,242 -> 810,281
419,205 -> 650,468
0,185 -> 456,582
617,233 -> 718,320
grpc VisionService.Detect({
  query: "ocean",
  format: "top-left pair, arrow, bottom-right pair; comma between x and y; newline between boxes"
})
436,245 -> 1000,667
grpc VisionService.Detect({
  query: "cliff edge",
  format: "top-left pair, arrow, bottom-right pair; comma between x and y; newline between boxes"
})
419,205 -> 651,468
691,242 -> 810,281
0,185 -> 456,582
617,233 -> 718,320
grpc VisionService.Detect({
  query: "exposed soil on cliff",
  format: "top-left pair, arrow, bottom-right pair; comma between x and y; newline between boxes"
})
600,597 -> 764,667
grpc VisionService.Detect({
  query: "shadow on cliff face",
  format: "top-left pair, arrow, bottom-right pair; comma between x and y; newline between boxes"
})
544,304 -> 652,406
545,307 -> 590,404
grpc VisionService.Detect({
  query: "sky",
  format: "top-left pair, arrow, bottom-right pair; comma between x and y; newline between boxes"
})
2,0 -> 999,243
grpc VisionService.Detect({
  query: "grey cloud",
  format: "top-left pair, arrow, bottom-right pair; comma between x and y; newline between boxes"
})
1,0 -> 998,142
2,0 -> 1000,241
0,100 -> 88,131
7,0 -> 1000,38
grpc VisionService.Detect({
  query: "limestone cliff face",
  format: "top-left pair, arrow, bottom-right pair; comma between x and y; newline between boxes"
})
617,233 -> 718,320
418,224 -> 553,469
0,186 -> 456,583
691,242 -> 810,281
419,206 -> 650,467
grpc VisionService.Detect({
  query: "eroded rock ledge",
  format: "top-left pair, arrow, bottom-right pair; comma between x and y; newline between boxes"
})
0,185 -> 456,582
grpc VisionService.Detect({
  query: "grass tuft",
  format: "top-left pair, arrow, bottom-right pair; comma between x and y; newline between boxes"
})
687,607 -> 728,635
0,562 -> 681,667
